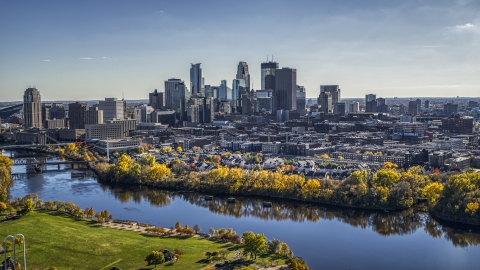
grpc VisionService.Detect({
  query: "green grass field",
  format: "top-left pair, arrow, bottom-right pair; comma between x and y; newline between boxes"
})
0,212 -> 225,270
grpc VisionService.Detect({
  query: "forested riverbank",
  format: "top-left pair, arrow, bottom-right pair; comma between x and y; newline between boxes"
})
94,153 -> 480,225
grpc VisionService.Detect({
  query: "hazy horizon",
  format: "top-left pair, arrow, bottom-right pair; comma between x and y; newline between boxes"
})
1,0 -> 479,101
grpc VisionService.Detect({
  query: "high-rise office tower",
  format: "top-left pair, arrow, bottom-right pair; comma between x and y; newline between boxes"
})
376,98 -> 388,113
365,94 -> 377,113
164,78 -> 184,110
218,80 -> 229,100
334,103 -> 346,116
99,98 -> 125,122
365,94 -> 376,103
42,103 -> 51,124
69,102 -> 88,129
444,102 -> 458,115
408,100 -> 418,115
425,100 -> 430,109
204,85 -> 219,99
85,107 -> 104,125
232,79 -> 247,113
261,61 -> 279,90
190,63 -> 204,96
274,67 -> 297,111
416,98 -> 421,112
349,102 -> 360,113
187,97 -> 214,123
172,82 -> 191,124
236,62 -> 250,91
320,85 -> 341,105
49,103 -> 66,119
296,85 -> 306,115
23,87 -> 42,129
148,89 -> 165,110
366,100 -> 377,113
318,92 -> 332,114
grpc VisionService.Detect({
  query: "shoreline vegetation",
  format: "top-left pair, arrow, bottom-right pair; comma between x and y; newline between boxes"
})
0,151 -> 310,270
1,211 -> 298,269
91,152 -> 480,226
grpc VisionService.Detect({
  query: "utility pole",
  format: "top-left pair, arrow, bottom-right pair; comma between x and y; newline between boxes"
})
106,137 -> 109,162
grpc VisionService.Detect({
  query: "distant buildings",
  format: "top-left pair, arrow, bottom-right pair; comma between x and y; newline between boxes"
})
69,102 -> 87,129
23,87 -> 42,129
148,89 -> 165,110
320,85 -> 341,113
444,102 -> 458,115
85,107 -> 104,125
318,91 -> 332,114
408,100 -> 418,116
296,85 -> 306,115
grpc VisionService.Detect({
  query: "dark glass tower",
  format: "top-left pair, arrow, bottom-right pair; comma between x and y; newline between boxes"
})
261,61 -> 279,90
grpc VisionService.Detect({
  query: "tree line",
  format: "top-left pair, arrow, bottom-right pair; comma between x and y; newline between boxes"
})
94,154 -> 480,225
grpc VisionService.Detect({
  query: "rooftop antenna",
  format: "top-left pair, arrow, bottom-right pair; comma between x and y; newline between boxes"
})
122,91 -> 124,101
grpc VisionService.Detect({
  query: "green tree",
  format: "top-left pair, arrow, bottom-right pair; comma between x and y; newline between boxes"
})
242,231 -> 267,259
23,198 -> 35,214
140,154 -> 156,167
267,238 -> 281,254
145,251 -> 165,267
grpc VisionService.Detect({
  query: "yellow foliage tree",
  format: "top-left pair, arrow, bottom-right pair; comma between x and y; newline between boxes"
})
422,182 -> 444,205
383,162 -> 398,170
319,153 -> 329,159
177,146 -> 183,152
302,179 -> 320,200
372,169 -> 401,187
146,164 -> 171,182
465,202 -> 479,216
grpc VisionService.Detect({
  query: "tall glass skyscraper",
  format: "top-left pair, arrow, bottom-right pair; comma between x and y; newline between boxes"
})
236,61 -> 250,91
274,67 -> 297,111
261,61 -> 279,90
164,78 -> 184,110
190,63 -> 203,96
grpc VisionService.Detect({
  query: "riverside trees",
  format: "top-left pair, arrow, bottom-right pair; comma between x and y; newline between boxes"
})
97,156 -> 480,224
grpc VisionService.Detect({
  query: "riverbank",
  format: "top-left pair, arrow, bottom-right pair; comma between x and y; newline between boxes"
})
0,212 -> 228,269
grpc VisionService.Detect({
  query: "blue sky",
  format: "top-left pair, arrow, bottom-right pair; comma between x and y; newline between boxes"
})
0,0 -> 479,101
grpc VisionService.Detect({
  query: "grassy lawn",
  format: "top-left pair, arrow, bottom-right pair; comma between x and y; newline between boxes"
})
0,212 -> 225,270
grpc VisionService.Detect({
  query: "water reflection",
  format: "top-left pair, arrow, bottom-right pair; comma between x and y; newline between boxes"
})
99,183 -> 480,247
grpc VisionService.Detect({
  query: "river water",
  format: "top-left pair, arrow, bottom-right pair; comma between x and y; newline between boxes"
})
5,151 -> 480,270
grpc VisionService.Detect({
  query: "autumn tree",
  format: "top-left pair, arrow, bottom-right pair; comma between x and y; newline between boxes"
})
286,257 -> 311,270
242,231 -> 267,259
140,154 -> 156,167
22,198 -> 35,214
422,182 -> 444,206
0,202 -> 7,213
15,236 -> 24,249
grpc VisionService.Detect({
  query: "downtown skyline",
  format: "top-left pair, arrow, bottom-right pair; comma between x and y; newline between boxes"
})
1,0 -> 479,101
